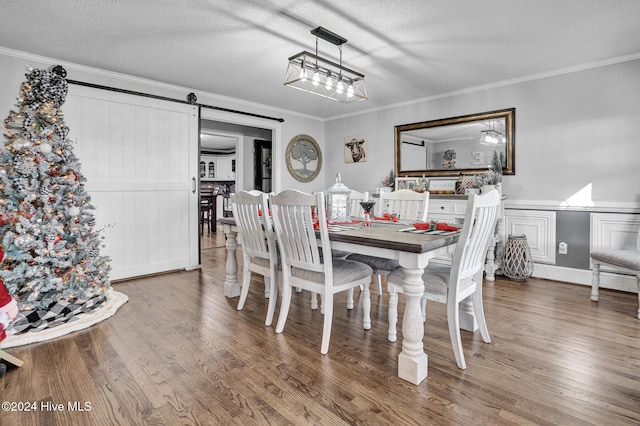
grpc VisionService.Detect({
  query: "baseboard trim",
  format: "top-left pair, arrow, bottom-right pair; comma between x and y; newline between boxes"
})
531,264 -> 638,293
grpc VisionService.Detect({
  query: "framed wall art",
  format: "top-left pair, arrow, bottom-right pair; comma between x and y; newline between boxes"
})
286,134 -> 322,182
344,135 -> 367,163
395,177 -> 418,191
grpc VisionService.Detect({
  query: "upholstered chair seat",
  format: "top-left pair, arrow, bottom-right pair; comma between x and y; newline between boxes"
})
590,230 -> 640,319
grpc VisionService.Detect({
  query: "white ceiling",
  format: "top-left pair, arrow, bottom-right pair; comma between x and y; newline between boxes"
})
1,1 -> 640,119
200,133 -> 237,151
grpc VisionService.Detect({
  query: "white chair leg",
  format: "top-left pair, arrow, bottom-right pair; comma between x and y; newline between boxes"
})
472,288 -> 491,343
237,268 -> 251,311
265,269 -> 278,327
376,274 -> 383,296
320,293 -> 325,315
387,285 -> 399,342
311,292 -> 319,310
591,262 -> 600,302
264,277 -> 271,299
320,293 -> 334,354
459,296 -> 479,332
346,288 -> 354,309
275,283 -> 292,333
362,283 -> 371,330
448,299 -> 466,369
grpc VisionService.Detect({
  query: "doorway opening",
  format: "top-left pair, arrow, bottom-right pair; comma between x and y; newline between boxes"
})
198,114 -> 278,260
254,139 -> 272,193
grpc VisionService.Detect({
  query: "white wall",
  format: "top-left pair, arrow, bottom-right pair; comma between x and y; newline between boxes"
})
324,59 -> 640,210
0,48 -> 326,195
2,48 -> 638,207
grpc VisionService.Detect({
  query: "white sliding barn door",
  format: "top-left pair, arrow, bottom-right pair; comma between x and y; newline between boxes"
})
65,85 -> 200,280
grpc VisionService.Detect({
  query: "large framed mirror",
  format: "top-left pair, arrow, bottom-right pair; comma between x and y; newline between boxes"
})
395,108 -> 515,177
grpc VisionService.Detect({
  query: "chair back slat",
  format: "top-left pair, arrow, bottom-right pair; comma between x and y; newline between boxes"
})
350,190 -> 365,218
271,190 -> 326,274
379,189 -> 429,221
450,190 -> 500,288
231,191 -> 274,261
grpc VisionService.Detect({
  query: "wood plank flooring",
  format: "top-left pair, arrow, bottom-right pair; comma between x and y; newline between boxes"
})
2,231 -> 639,425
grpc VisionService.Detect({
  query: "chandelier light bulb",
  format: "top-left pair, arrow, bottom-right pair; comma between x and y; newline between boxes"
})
312,70 -> 320,86
299,67 -> 307,82
347,84 -> 354,98
325,72 -> 333,90
336,80 -> 344,94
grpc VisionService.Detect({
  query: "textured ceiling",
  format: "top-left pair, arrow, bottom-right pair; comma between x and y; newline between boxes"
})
1,0 -> 640,119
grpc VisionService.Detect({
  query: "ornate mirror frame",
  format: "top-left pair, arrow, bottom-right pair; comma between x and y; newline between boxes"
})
286,134 -> 322,182
395,108 -> 515,177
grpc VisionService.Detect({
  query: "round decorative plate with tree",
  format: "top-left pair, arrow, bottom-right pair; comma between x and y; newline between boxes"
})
286,134 -> 322,182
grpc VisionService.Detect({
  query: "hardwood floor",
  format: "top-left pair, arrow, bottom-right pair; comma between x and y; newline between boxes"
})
2,231 -> 639,425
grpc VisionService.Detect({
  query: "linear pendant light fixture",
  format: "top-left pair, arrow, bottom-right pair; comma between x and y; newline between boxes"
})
480,120 -> 506,145
284,26 -> 367,103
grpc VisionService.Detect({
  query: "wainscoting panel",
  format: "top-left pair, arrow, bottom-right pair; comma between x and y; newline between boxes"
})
590,213 -> 640,269
504,210 -> 556,264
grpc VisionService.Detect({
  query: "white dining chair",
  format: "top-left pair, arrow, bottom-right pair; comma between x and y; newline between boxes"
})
376,189 -> 430,221
349,189 -> 366,218
329,189 -> 366,263
270,190 -> 373,354
347,189 -> 430,296
386,189 -> 500,369
231,190 -> 279,326
590,230 -> 640,319
331,189 -> 367,308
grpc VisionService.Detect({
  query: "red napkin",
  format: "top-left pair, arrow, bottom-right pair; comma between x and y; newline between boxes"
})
374,213 -> 398,222
258,209 -> 271,216
313,220 -> 327,230
436,223 -> 459,231
412,222 -> 431,230
412,222 -> 460,231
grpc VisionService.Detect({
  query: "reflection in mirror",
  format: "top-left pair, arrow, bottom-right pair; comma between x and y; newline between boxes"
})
395,108 -> 515,177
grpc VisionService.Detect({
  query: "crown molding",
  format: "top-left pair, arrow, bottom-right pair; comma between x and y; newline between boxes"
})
325,52 -> 640,122
0,47 -> 322,123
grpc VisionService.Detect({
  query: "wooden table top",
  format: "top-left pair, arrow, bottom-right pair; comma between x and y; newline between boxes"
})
326,222 -> 459,254
218,218 -> 459,255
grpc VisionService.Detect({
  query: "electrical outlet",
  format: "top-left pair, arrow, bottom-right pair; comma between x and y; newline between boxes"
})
559,242 -> 568,255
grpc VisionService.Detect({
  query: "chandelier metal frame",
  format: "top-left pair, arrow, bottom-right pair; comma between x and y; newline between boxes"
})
284,26 -> 367,103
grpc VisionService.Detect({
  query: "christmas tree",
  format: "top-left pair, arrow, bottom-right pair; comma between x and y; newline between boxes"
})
0,67 -> 111,332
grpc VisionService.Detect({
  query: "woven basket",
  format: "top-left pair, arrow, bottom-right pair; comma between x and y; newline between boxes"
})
502,235 -> 534,281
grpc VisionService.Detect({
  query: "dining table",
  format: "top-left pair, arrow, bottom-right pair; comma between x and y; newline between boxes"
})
217,216 -> 461,385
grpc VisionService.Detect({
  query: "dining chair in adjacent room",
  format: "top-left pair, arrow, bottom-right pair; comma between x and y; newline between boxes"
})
270,190 -> 373,354
590,230 -> 640,319
231,190 -> 279,326
386,189 -> 500,369
346,189 -> 430,296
